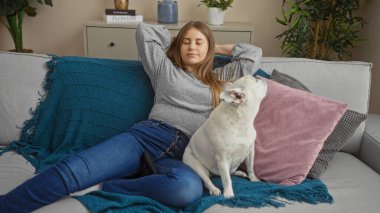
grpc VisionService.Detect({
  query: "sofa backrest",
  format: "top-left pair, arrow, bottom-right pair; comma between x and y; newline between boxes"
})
0,51 -> 51,146
0,52 -> 372,156
260,57 -> 372,155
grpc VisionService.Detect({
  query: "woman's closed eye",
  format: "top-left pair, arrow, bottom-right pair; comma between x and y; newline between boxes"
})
196,40 -> 204,45
183,39 -> 205,46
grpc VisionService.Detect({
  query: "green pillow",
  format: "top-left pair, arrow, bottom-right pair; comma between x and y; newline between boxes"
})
270,69 -> 367,178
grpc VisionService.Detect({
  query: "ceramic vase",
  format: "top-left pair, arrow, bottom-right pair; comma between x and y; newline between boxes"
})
157,0 -> 178,24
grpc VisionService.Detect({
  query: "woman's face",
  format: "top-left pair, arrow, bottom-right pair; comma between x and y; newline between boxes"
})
180,28 -> 209,72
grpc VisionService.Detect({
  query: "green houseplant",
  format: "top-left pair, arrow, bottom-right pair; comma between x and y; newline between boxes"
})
276,0 -> 366,60
0,0 -> 53,52
198,0 -> 234,25
198,0 -> 234,11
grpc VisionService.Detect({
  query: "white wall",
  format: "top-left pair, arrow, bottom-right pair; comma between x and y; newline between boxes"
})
0,0 -> 285,56
0,0 -> 378,113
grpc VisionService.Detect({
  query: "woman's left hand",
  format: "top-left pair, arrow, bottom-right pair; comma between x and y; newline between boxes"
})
215,44 -> 234,56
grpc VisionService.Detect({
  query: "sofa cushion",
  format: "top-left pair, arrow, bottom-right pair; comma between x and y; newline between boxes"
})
208,152 -> 380,213
254,79 -> 347,185
260,57 -> 372,155
3,149 -> 379,213
0,148 -> 35,195
0,146 -> 96,213
269,70 -> 367,179
3,151 -> 378,213
0,51 -> 51,146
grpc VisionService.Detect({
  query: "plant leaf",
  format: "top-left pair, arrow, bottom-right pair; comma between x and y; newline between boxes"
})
275,0 -> 367,60
290,16 -> 301,30
44,0 -> 53,6
24,5 -> 37,17
0,0 -> 25,16
275,17 -> 288,25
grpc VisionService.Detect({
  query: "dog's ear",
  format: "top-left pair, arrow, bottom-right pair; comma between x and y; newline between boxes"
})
220,88 -> 247,104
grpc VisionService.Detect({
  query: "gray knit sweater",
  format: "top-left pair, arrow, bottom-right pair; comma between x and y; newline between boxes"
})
136,23 -> 262,136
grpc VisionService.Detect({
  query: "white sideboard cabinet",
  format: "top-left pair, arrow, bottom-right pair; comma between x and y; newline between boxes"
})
83,20 -> 255,60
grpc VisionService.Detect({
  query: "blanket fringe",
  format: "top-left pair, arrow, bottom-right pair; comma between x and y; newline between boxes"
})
74,177 -> 333,213
208,177 -> 333,209
0,56 -> 59,172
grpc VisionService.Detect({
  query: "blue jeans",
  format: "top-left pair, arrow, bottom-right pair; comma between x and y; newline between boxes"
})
0,119 -> 203,212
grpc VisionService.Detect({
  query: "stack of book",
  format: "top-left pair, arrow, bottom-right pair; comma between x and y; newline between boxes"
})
103,9 -> 143,24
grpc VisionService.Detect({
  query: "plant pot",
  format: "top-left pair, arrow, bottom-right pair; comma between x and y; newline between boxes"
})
207,7 -> 225,25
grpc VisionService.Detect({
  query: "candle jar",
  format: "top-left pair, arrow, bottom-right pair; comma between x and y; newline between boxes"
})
114,0 -> 129,10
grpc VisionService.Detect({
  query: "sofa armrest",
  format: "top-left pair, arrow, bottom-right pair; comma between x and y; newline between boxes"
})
359,113 -> 380,174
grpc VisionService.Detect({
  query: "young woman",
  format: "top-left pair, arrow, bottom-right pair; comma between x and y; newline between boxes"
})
0,21 -> 262,212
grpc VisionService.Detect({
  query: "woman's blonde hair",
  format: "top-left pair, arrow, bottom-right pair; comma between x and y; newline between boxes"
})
166,21 -> 224,108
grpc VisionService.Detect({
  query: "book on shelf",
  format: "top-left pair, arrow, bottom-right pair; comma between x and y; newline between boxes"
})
103,14 -> 143,24
105,9 -> 136,16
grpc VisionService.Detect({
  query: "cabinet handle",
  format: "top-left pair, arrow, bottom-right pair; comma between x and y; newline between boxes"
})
109,42 -> 115,47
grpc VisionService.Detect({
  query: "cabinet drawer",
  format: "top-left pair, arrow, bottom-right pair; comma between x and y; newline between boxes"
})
213,31 -> 252,44
85,27 -> 138,60
84,21 -> 255,60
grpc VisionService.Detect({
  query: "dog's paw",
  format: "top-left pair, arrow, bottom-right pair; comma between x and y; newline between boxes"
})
209,187 -> 221,196
248,174 -> 260,182
234,170 -> 248,178
223,189 -> 234,198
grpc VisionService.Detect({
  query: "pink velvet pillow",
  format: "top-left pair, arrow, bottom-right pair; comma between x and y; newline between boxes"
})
253,79 -> 347,185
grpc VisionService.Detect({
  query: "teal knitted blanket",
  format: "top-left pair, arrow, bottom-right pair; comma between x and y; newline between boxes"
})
0,56 -> 333,212
0,56 -> 154,172
75,177 -> 333,213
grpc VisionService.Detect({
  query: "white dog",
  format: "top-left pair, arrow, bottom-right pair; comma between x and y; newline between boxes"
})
183,75 -> 267,198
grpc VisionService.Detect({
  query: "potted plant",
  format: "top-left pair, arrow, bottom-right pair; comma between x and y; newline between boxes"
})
198,0 -> 234,25
0,0 -> 53,53
275,0 -> 367,60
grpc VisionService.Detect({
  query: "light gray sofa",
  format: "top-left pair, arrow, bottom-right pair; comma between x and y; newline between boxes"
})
0,51 -> 379,213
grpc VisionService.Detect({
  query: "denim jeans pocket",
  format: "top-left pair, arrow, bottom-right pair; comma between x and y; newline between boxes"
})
163,130 -> 190,161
